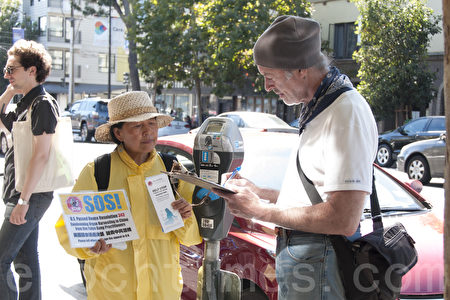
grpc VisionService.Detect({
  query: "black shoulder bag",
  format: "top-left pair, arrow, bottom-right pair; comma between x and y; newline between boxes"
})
297,153 -> 418,299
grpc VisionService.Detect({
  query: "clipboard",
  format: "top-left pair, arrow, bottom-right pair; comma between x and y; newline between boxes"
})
162,171 -> 237,194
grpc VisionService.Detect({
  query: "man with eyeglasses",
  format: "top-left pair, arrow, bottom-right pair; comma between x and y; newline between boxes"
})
0,39 -> 59,300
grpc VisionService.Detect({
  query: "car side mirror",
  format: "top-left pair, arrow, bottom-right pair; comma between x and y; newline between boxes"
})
398,126 -> 407,135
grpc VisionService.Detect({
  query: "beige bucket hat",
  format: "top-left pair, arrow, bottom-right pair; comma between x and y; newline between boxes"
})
95,91 -> 173,143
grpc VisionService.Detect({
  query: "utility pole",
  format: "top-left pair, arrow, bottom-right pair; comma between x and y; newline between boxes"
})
107,0 -> 112,99
69,4 -> 75,104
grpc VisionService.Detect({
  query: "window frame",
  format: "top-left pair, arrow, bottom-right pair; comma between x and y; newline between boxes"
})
48,49 -> 64,70
48,16 -> 64,38
98,53 -> 116,73
332,22 -> 358,59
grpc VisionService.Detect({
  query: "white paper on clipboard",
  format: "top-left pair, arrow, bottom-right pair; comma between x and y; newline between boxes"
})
161,171 -> 236,194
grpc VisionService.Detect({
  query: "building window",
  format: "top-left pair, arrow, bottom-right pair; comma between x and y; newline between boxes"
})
247,98 -> 254,111
98,53 -> 116,73
271,99 -> 277,114
65,19 -> 71,41
38,16 -> 47,36
65,51 -> 72,73
332,22 -> 358,59
48,16 -> 64,38
264,98 -> 269,113
255,98 -> 262,112
30,0 -> 34,6
240,97 -> 247,111
49,50 -> 63,70
174,95 -> 189,119
48,0 -> 62,8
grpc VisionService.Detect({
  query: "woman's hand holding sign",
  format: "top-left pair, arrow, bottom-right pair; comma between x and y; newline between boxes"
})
90,238 -> 112,254
172,198 -> 192,220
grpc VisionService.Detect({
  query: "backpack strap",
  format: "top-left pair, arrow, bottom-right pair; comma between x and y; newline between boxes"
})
158,152 -> 179,190
94,153 -> 111,191
93,152 -> 178,191
159,152 -> 177,173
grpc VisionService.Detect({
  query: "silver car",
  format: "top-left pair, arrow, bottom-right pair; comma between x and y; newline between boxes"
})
397,133 -> 445,184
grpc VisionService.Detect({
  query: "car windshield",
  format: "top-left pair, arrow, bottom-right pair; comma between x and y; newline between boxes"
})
372,167 -> 425,211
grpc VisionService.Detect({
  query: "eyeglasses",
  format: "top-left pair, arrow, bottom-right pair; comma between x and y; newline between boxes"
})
3,65 -> 23,75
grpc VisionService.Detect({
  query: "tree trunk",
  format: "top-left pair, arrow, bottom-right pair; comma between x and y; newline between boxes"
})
443,0 -> 450,298
128,39 -> 141,91
152,77 -> 159,107
196,77 -> 203,124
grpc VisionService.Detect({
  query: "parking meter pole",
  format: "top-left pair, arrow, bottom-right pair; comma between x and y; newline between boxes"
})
192,117 -> 244,300
202,241 -> 221,300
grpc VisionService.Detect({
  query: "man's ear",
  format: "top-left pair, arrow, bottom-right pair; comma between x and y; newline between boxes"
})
298,68 -> 309,80
28,66 -> 37,77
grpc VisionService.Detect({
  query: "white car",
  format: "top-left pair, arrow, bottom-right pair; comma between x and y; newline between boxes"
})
158,118 -> 191,137
217,111 -> 298,133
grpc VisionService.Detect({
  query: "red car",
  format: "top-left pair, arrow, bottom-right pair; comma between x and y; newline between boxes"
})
156,131 -> 444,300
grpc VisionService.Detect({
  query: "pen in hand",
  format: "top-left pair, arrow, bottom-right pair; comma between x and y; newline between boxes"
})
223,166 -> 241,186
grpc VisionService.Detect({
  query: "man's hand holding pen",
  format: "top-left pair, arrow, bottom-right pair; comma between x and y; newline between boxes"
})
213,168 -> 269,220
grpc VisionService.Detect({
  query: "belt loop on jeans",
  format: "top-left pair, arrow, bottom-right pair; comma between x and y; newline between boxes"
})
275,227 -> 291,238
276,227 -> 310,238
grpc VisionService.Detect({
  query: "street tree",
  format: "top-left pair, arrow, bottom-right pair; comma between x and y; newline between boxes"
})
204,0 -> 311,97
72,0 -> 141,91
352,0 -> 441,122
136,0 -> 311,122
0,0 -> 39,93
136,1 -> 213,122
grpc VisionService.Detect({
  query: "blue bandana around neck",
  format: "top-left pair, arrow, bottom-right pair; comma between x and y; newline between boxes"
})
298,67 -> 354,134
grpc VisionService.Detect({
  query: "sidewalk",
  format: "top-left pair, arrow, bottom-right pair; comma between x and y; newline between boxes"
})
0,155 -> 87,299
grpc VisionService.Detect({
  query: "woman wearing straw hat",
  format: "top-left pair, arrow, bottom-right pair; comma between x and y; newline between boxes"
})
55,91 -> 202,299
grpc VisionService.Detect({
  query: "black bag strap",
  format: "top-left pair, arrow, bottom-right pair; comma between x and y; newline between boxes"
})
296,152 -> 383,231
159,152 -> 177,174
94,152 -> 178,191
94,153 -> 111,191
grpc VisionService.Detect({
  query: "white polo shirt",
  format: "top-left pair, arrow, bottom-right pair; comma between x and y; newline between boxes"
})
276,90 -> 378,208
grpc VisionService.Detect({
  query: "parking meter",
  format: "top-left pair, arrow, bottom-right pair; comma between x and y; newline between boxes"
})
193,117 -> 244,240
192,117 -> 244,300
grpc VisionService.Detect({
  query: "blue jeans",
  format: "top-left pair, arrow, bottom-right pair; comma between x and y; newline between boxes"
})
0,193 -> 52,300
276,230 -> 346,300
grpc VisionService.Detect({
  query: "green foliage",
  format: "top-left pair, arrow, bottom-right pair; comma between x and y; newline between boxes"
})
204,0 -> 311,97
352,0 -> 441,119
135,0 -> 310,98
136,1 -> 206,87
135,0 -> 310,121
0,0 -> 39,93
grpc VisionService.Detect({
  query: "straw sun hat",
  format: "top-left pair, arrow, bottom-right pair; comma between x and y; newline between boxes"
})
94,91 -> 173,143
